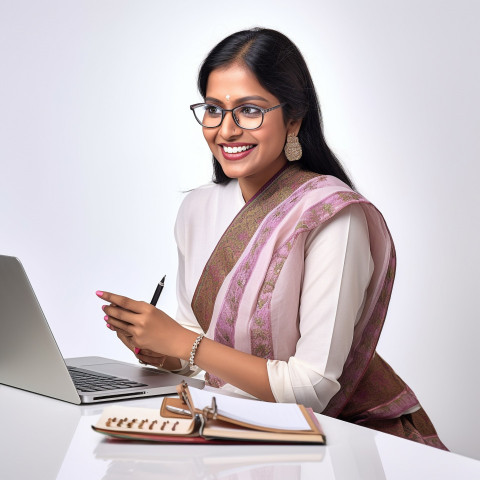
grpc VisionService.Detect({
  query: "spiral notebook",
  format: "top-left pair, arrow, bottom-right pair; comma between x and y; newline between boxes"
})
92,381 -> 326,444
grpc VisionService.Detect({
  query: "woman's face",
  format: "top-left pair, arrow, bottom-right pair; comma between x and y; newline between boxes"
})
203,64 -> 300,199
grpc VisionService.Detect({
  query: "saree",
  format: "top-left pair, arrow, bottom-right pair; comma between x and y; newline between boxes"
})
189,164 -> 446,449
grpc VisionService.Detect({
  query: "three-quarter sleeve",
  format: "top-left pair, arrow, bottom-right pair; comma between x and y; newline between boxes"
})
172,197 -> 204,375
267,204 -> 374,412
174,192 -> 210,336
174,233 -> 203,335
174,181 -> 244,334
173,182 -> 244,376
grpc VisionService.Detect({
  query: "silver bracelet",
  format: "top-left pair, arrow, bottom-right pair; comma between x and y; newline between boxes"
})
189,334 -> 205,369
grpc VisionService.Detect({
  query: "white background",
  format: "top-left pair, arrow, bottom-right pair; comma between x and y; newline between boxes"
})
1,0 -> 478,460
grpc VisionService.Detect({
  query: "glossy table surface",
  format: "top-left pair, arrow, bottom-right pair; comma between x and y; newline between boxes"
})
1,384 -> 478,480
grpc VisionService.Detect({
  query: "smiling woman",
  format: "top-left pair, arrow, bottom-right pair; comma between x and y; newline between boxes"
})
99,27 -> 447,450
199,65 -> 296,201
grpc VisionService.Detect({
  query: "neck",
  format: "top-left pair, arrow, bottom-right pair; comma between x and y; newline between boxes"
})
238,161 -> 289,203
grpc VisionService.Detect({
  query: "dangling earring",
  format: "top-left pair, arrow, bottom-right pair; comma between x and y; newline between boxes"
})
284,133 -> 302,162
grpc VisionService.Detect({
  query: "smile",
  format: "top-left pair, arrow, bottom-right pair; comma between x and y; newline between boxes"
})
222,144 -> 255,154
219,143 -> 257,161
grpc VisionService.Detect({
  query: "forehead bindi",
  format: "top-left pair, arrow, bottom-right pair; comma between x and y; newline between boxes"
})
206,65 -> 275,105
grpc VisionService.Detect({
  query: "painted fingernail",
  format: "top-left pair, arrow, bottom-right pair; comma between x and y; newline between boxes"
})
96,291 -> 104,297
104,315 -> 109,321
102,305 -> 106,311
106,323 -> 111,328
134,348 -> 140,354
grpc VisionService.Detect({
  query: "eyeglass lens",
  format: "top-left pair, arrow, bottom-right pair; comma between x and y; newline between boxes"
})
193,105 -> 263,129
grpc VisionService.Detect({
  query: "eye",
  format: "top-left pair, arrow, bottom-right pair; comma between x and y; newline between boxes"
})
237,105 -> 262,118
205,105 -> 222,117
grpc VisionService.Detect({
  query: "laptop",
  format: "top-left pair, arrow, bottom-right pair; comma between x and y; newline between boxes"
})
0,255 -> 204,404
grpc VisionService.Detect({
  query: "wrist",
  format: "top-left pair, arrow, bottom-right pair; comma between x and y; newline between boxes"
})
188,333 -> 205,369
175,328 -> 199,361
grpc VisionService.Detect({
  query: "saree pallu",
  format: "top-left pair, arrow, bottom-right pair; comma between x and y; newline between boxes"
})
191,164 -> 446,449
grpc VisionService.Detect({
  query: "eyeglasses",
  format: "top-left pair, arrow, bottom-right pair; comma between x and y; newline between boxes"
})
189,103 -> 285,130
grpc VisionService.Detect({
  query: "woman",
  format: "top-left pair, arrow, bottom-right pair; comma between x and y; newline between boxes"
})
98,28 -> 446,449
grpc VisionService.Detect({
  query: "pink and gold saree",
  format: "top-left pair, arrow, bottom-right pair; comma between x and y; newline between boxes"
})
190,164 -> 446,449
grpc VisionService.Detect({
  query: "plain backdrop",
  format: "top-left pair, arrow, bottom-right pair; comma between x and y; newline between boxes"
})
1,0 -> 479,460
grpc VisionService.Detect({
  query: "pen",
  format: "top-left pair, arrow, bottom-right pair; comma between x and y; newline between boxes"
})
150,275 -> 166,306
165,405 -> 191,416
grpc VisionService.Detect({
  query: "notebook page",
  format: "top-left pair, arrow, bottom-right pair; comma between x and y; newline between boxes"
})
189,387 -> 310,431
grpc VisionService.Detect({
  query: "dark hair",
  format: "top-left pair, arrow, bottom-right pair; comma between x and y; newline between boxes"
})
197,28 -> 355,189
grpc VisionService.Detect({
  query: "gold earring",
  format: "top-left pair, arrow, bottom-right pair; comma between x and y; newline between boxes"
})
284,133 -> 302,162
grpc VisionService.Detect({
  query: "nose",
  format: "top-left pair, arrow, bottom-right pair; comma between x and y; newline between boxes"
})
218,110 -> 240,139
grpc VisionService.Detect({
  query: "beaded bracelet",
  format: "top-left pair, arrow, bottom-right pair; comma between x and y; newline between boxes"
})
189,334 -> 205,369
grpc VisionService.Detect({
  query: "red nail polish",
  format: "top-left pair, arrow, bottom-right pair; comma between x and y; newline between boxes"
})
106,323 -> 111,328
102,305 -> 106,311
104,315 -> 108,321
134,348 -> 140,354
96,291 -> 104,297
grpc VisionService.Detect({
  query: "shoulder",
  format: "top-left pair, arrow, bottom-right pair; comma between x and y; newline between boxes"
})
175,180 -> 244,246
178,182 -> 217,215
177,180 -> 240,219
305,203 -> 370,253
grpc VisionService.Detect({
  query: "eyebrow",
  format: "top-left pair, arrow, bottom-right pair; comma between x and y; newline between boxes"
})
205,95 -> 270,105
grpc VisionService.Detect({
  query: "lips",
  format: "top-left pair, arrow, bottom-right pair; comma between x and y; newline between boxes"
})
219,143 -> 257,161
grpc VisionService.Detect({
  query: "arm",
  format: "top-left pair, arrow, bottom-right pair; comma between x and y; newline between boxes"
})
100,292 -> 275,401
100,204 -> 371,405
267,204 -> 374,411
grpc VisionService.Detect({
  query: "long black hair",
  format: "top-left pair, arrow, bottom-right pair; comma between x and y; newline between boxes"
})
197,28 -> 354,189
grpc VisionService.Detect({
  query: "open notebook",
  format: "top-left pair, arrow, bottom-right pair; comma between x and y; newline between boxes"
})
92,381 -> 326,444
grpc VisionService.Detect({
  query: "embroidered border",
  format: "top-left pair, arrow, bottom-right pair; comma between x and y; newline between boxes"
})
250,191 -> 364,359
191,165 -> 319,333
207,179 -> 359,387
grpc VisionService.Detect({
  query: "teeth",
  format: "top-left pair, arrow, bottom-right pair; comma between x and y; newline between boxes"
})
223,145 -> 254,154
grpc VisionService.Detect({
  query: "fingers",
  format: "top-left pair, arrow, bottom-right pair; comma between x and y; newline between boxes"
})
103,304 -> 137,325
109,326 -> 142,357
114,326 -> 167,367
106,316 -> 134,335
106,322 -> 168,369
105,319 -> 134,342
137,352 -> 168,368
96,291 -> 144,314
98,290 -> 167,353
98,291 -> 153,333
135,348 -> 160,357
116,329 -> 134,347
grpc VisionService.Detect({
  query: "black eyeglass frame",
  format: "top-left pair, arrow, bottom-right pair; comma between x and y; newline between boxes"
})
189,102 -> 286,130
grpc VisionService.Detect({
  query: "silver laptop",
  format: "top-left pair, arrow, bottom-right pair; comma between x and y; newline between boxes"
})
0,255 -> 204,404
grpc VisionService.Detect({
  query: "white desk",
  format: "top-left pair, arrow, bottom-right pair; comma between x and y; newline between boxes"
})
1,384 -> 478,480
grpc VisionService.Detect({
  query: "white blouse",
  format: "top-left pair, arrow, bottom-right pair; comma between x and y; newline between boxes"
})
174,179 -> 374,412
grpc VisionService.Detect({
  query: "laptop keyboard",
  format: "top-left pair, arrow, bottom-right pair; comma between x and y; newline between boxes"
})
68,366 -> 148,392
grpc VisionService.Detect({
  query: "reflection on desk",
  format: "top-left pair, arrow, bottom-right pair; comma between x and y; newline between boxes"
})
95,443 -> 323,480
1,385 -> 479,480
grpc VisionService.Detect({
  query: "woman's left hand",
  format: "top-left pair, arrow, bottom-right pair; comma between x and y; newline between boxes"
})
97,291 -> 195,359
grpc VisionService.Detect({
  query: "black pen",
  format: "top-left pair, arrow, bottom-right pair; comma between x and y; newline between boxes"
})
150,275 -> 166,306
